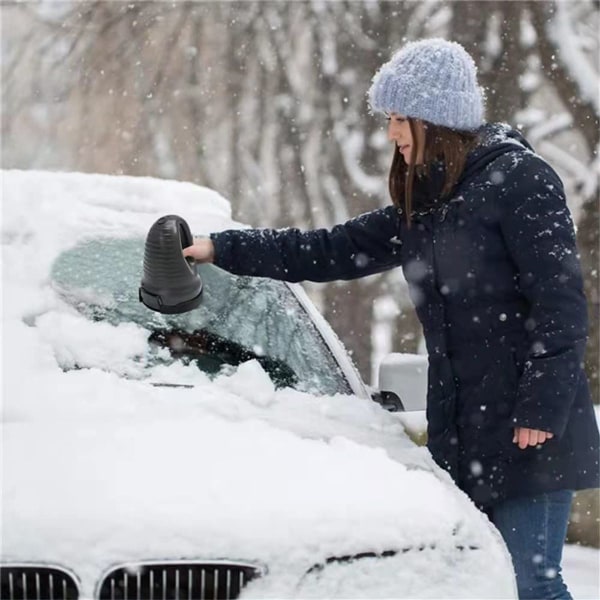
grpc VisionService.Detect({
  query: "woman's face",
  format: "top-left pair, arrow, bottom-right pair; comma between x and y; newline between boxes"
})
387,113 -> 425,165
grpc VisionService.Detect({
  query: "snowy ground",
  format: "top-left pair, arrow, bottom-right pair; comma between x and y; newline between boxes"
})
563,544 -> 600,600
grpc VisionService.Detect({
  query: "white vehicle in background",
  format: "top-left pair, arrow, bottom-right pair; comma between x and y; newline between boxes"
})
1,170 -> 517,599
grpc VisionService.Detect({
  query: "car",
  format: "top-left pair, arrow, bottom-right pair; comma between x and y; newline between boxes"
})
1,170 -> 517,599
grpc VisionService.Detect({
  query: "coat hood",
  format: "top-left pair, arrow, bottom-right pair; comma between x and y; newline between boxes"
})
411,123 -> 533,213
460,122 -> 534,185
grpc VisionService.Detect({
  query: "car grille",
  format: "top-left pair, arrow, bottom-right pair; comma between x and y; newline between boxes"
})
98,562 -> 263,600
0,566 -> 79,600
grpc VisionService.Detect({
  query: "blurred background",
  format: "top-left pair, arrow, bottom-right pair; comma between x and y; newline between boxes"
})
2,0 -> 599,546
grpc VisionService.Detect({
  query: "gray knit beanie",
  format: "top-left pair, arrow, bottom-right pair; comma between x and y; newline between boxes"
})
368,38 -> 485,131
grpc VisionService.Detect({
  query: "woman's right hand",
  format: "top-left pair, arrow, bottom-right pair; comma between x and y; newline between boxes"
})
513,427 -> 554,449
182,237 -> 215,263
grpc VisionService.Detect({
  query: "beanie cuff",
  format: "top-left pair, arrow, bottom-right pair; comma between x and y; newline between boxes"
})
367,38 -> 486,131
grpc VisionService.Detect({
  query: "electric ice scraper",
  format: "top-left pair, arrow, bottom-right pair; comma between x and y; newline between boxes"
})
139,214 -> 203,314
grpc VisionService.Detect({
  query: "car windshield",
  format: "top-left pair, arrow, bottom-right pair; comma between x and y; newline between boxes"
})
51,237 -> 352,396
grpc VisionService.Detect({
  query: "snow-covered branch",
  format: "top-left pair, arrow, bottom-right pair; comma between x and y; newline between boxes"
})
548,0 -> 599,116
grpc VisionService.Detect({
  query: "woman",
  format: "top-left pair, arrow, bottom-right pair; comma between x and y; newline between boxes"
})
184,39 -> 599,599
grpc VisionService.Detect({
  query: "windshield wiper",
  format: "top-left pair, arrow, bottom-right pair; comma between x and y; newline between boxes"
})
149,382 -> 195,389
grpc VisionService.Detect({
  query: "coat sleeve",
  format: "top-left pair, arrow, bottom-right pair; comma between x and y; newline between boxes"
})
209,205 -> 403,283
498,152 -> 588,438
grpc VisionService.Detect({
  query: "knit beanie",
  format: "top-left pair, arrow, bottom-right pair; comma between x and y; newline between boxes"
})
368,38 -> 485,131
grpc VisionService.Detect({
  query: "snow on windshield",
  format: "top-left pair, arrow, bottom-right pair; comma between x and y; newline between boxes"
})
1,171 -> 515,599
49,236 -> 353,395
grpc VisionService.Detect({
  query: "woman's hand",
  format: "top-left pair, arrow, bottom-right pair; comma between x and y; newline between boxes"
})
182,237 -> 215,263
513,427 -> 554,449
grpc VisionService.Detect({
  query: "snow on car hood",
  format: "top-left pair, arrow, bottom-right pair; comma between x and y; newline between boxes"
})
1,171 -> 515,598
2,350 -> 448,558
2,363 -> 506,597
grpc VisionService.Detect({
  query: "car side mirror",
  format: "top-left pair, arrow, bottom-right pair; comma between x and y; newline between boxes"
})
376,353 -> 428,412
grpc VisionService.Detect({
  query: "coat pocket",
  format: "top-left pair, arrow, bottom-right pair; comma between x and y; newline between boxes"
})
456,346 -> 521,459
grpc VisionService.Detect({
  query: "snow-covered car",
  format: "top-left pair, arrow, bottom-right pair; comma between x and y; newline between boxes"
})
1,170 -> 517,599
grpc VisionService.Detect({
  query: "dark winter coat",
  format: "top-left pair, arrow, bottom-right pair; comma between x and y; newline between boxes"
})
210,123 -> 600,507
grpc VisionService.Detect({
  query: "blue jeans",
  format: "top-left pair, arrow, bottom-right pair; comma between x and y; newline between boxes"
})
490,490 -> 573,600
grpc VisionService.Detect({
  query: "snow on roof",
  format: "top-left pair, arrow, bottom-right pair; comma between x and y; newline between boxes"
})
1,170 -> 516,598
2,169 -> 235,271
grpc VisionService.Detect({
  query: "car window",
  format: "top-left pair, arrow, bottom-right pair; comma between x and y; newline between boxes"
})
50,237 -> 353,396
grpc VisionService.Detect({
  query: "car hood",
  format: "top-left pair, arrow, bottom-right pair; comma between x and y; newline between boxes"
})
2,363 -> 510,595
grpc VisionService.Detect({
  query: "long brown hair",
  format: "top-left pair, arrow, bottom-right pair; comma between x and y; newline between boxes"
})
389,119 -> 478,226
